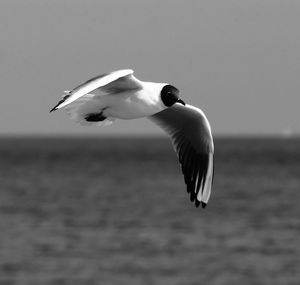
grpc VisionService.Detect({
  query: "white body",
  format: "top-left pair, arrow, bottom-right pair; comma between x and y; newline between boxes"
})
90,82 -> 167,119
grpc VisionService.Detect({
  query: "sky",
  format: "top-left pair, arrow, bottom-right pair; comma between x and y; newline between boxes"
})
0,0 -> 299,137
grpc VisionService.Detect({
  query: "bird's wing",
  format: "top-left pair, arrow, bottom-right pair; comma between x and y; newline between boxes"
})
149,104 -> 214,208
50,69 -> 142,112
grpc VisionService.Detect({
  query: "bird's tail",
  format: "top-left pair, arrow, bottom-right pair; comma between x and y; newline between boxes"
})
60,93 -> 115,127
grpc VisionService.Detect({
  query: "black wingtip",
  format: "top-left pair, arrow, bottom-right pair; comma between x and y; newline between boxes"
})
190,192 -> 195,202
50,100 -> 64,113
195,200 -> 207,209
50,94 -> 70,113
50,106 -> 58,113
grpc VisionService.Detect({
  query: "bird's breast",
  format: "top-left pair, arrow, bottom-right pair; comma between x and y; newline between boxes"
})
103,88 -> 166,119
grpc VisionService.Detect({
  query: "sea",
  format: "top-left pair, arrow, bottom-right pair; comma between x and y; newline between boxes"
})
0,137 -> 299,285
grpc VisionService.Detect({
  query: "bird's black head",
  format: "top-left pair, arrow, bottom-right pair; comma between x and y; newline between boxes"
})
160,85 -> 185,107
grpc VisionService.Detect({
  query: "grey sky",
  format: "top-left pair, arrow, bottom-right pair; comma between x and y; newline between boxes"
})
0,0 -> 299,136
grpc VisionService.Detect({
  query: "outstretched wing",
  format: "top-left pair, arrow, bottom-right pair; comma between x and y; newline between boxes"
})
50,69 -> 142,112
149,104 -> 214,208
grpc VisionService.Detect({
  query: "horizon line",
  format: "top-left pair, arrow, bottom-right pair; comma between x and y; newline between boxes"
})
0,133 -> 299,140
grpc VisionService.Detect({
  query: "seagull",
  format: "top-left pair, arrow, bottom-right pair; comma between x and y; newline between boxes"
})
50,69 -> 214,208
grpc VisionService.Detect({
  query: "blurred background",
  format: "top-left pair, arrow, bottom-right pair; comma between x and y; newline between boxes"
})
0,1 -> 299,284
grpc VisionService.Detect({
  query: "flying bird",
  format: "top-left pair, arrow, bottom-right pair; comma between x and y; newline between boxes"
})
50,69 -> 214,208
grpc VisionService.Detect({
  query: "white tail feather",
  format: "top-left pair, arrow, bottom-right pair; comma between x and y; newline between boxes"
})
62,93 -> 115,127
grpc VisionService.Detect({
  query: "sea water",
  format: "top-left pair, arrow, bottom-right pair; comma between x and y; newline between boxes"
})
0,137 -> 299,285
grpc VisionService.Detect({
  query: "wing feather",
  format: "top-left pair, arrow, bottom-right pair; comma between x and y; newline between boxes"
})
149,103 -> 214,208
50,69 -> 142,111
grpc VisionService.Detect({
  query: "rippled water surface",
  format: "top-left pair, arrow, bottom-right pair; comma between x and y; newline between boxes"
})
0,137 -> 299,285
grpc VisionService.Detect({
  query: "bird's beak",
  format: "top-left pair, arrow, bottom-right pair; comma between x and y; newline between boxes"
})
177,99 -> 186,106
